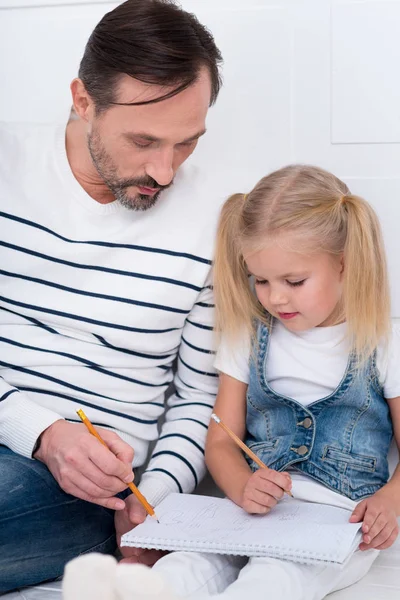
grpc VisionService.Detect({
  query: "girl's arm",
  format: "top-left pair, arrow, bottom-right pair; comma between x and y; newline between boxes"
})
205,373 -> 250,505
382,396 -> 400,511
349,395 -> 400,550
205,373 -> 291,512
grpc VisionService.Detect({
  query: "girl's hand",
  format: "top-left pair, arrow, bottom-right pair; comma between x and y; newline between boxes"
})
349,490 -> 399,550
241,468 -> 292,514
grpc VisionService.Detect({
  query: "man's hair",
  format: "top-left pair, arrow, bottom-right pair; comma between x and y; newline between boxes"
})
78,0 -> 223,111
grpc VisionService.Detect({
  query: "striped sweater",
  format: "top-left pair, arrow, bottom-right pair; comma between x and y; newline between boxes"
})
0,121 -> 222,506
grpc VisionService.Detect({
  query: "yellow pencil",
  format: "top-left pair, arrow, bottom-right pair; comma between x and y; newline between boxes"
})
76,409 -> 159,521
211,413 -> 293,497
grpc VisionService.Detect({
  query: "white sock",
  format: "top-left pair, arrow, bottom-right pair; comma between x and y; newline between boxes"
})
62,553 -> 118,600
115,563 -> 180,600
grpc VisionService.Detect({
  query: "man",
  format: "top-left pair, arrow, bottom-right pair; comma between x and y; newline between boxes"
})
0,0 -> 222,593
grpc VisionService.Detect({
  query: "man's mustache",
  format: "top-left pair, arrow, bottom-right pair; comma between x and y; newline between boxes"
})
118,177 -> 173,191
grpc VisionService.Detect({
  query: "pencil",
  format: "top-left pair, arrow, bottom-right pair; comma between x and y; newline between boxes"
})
76,409 -> 159,521
211,413 -> 293,497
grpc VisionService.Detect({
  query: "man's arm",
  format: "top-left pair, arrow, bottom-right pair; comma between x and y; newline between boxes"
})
0,377 -> 136,509
139,274 -> 218,506
0,378 -> 63,457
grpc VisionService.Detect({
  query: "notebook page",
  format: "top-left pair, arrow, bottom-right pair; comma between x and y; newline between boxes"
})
121,494 -> 362,564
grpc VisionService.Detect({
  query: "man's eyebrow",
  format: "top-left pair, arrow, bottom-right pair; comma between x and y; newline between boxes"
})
181,129 -> 207,143
123,129 -> 207,144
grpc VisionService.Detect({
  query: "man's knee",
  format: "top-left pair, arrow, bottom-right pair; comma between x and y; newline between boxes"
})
0,446 -> 117,592
0,445 -> 62,514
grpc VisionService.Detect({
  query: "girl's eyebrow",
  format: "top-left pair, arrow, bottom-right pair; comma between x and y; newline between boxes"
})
281,272 -> 308,278
247,270 -> 308,279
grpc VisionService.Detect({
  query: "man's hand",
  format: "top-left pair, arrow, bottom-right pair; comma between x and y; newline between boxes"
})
241,468 -> 292,514
34,420 -> 134,510
115,494 -> 167,566
350,488 -> 399,550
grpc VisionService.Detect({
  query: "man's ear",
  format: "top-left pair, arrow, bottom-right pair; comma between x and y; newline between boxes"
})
70,78 -> 94,123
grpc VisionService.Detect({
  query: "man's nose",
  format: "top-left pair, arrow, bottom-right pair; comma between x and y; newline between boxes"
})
145,148 -> 174,187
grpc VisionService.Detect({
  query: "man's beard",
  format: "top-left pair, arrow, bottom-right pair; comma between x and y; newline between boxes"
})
87,129 -> 172,211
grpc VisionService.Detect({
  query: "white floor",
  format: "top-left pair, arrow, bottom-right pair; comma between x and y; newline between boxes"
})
4,534 -> 400,600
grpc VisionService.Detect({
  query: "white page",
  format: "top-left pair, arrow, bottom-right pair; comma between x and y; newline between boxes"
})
122,494 -> 362,565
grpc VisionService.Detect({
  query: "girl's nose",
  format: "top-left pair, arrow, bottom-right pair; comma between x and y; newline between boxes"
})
269,288 -> 289,307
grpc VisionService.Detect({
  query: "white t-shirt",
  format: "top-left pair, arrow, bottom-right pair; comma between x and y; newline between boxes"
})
214,321 -> 400,509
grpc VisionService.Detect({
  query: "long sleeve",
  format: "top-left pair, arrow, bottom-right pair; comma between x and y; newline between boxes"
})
139,277 -> 218,506
0,377 -> 63,457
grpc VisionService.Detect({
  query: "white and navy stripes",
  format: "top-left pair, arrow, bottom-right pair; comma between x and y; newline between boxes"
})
0,121 -> 222,506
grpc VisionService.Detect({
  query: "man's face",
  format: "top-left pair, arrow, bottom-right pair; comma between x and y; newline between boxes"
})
86,69 -> 211,210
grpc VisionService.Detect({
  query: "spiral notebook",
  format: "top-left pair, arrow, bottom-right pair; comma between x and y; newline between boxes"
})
121,493 -> 362,566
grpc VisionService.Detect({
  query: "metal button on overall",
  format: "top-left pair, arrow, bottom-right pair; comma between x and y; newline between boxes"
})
294,445 -> 309,456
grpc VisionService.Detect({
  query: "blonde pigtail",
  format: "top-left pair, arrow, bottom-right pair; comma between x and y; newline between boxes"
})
213,194 -> 256,340
342,195 -> 391,363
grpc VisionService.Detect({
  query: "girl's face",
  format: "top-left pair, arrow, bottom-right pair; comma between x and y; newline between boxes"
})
245,239 -> 344,331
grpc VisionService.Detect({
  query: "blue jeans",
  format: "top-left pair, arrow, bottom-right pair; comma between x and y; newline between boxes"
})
0,446 -> 122,594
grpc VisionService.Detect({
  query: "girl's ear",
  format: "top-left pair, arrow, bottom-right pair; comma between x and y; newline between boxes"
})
340,254 -> 345,276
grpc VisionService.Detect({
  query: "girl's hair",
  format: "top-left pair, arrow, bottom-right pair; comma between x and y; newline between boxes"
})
214,164 -> 390,364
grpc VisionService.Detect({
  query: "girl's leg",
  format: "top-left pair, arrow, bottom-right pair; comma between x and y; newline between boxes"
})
329,549 -> 379,594
62,551 -> 244,600
61,548 -> 378,600
152,551 -> 246,598
212,549 -> 379,600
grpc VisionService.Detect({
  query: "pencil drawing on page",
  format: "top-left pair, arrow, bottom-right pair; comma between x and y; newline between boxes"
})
160,502 -> 253,539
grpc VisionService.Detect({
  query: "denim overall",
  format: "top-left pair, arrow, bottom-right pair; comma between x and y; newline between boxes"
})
244,321 -> 393,500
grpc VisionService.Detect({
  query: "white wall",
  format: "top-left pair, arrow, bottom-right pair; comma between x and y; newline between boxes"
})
1,0 -> 400,314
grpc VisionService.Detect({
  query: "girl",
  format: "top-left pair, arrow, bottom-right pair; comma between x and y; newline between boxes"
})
63,165 -> 400,600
